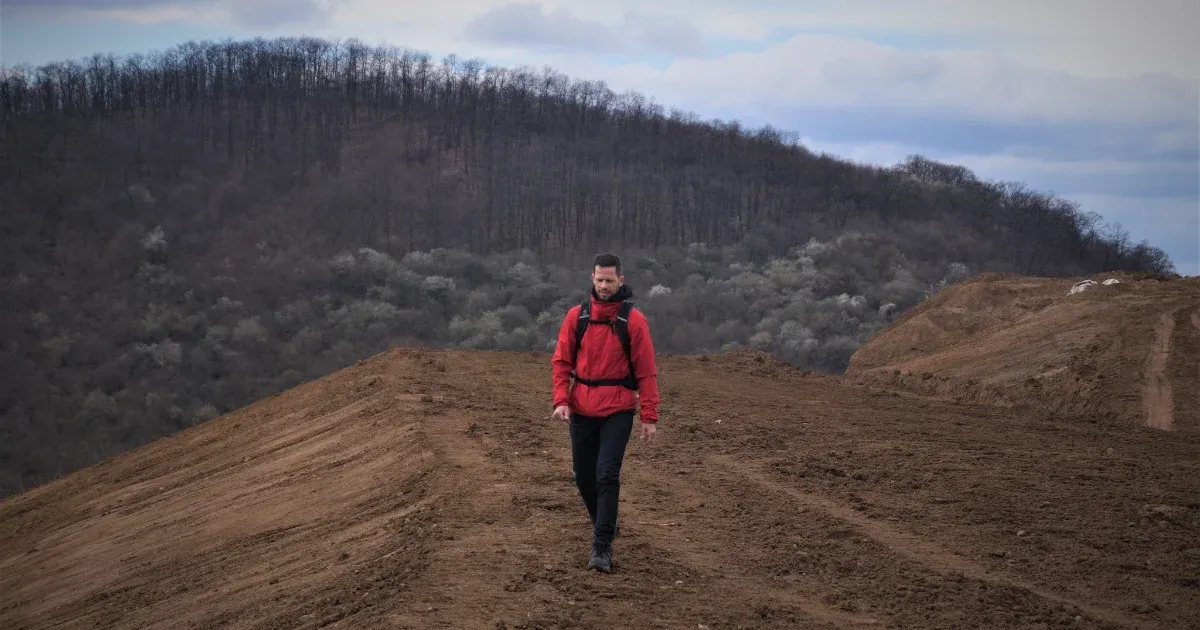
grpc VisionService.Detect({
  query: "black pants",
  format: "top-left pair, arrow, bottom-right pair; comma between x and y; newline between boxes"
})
569,410 -> 634,547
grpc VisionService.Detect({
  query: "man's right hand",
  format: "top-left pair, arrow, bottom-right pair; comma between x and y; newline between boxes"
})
552,405 -> 571,421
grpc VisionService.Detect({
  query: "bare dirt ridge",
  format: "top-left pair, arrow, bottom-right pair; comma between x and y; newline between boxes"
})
847,272 -> 1200,435
3,274 -> 1200,629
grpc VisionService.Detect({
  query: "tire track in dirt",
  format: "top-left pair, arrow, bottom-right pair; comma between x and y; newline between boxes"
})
1143,312 -> 1175,431
410,351 -> 891,629
618,453 -> 887,629
1192,311 -> 1200,394
375,365 -> 642,629
710,454 -> 1146,630
370,401 -> 560,629
0,361 -> 442,630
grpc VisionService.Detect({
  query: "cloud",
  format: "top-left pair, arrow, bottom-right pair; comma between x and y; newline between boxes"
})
8,0 -> 1197,79
787,109 -> 1192,164
0,0 -> 340,28
462,3 -> 620,54
223,0 -> 333,29
462,3 -> 706,56
674,0 -> 1200,81
1,0 -> 169,10
804,138 -> 1188,190
540,34 -> 1197,127
1067,194 -> 1200,276
0,0 -> 205,24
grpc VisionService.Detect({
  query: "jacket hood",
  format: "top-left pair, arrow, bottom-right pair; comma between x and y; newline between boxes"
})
592,283 -> 633,303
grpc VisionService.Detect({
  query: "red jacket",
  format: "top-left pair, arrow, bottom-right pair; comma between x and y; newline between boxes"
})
552,286 -> 660,423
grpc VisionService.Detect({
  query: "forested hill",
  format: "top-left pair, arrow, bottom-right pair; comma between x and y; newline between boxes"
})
0,37 -> 1175,496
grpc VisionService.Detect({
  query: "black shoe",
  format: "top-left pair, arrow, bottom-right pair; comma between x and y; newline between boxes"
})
587,541 -> 612,573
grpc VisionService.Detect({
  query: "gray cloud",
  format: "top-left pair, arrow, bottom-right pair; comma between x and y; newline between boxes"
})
822,52 -> 946,87
742,104 -> 1198,164
719,104 -> 1197,195
1,0 -> 201,14
3,0 -> 170,7
463,3 -> 621,54
621,11 -> 707,57
224,0 -> 332,28
0,0 -> 337,28
463,2 -> 706,57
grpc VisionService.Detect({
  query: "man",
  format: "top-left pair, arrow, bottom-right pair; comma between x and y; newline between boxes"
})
551,252 -> 660,574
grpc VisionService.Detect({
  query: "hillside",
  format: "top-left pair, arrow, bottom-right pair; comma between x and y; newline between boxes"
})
0,36 -> 1180,497
3,285 -> 1200,628
847,272 -> 1200,434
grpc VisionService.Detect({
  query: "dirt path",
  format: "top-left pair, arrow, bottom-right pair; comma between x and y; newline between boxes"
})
1192,311 -> 1200,392
1143,312 -> 1176,430
709,455 -> 1145,629
3,348 -> 1199,629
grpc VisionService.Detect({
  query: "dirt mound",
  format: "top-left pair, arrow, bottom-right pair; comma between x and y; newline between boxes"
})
688,348 -> 831,381
4,345 -> 1199,629
847,272 -> 1200,433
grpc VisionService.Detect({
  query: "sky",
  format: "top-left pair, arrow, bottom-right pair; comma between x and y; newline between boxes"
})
3,0 -> 1198,275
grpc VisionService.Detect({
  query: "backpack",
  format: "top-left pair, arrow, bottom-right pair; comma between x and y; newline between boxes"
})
570,298 -> 639,390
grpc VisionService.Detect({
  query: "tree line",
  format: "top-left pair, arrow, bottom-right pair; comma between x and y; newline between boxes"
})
1,36 -> 1172,273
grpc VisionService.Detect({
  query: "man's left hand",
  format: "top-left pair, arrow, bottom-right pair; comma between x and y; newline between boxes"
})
638,421 -> 657,441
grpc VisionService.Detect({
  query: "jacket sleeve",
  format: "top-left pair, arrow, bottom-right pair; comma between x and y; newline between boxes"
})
551,306 -> 579,409
630,309 -> 660,423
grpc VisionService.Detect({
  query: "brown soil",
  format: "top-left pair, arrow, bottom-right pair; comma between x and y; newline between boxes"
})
3,275 -> 1200,629
847,272 -> 1200,434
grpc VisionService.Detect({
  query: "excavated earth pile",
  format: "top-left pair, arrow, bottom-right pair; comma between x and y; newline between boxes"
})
847,272 -> 1200,434
2,273 -> 1199,629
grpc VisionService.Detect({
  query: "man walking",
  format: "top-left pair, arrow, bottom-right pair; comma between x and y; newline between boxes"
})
551,253 -> 660,573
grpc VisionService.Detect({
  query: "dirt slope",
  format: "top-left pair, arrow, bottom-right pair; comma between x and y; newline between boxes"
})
3,344 -> 1199,629
847,272 -> 1200,434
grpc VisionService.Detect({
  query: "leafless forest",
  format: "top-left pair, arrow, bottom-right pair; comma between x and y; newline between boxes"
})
0,37 -> 1176,496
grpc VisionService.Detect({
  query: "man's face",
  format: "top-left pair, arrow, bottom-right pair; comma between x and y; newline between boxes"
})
591,265 -> 622,299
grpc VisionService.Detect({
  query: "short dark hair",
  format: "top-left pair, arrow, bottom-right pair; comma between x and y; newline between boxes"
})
593,252 -> 622,275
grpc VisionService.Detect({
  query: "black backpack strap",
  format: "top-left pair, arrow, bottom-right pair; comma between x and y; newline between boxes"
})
614,301 -> 637,390
570,299 -> 639,391
574,299 -> 590,350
